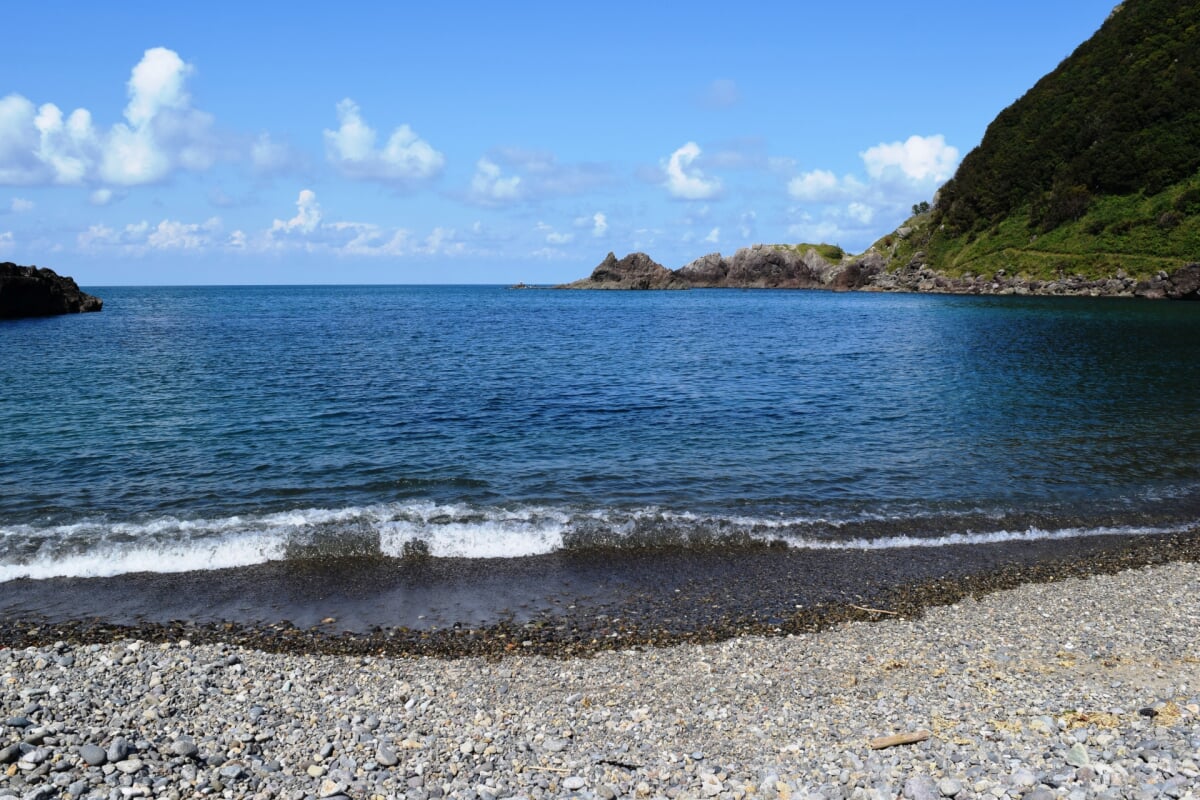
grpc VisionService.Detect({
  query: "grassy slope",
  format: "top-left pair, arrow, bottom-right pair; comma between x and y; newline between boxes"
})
872,171 -> 1200,281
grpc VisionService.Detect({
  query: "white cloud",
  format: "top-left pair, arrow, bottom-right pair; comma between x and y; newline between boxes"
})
89,188 -> 114,206
663,142 -> 721,200
0,231 -> 13,251
861,134 -> 959,182
124,47 -> 193,128
788,169 -> 841,201
535,221 -> 571,245
258,189 -> 472,258
417,227 -> 464,256
146,217 -> 222,250
77,216 -> 223,252
10,197 -> 33,213
271,189 -> 322,235
469,157 -> 522,204
250,133 -> 298,175
465,149 -> 610,206
0,48 -> 217,188
787,216 -> 842,244
782,133 -> 960,251
324,99 -> 444,184
847,201 -> 874,225
592,212 -> 607,237
703,227 -> 720,244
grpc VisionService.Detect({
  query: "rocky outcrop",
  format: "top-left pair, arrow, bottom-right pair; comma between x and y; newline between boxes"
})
561,248 -> 1200,300
0,263 -> 103,319
865,255 -> 1200,299
563,245 -> 859,291
559,252 -> 688,290
676,252 -> 727,285
1135,263 -> 1200,300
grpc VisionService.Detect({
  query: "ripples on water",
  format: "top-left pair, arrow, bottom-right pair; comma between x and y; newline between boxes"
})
1,285 -> 1198,578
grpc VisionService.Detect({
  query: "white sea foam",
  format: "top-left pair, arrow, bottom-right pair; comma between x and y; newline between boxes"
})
0,534 -> 289,581
0,503 -> 1194,581
776,523 -> 1197,551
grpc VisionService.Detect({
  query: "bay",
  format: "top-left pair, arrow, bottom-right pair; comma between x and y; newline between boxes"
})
2,285 -> 1198,590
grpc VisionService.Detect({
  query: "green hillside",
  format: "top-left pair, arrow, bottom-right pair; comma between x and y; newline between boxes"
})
890,0 -> 1200,280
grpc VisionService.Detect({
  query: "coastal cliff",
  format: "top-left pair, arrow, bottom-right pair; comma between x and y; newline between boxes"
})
564,0 -> 1200,299
0,263 -> 103,319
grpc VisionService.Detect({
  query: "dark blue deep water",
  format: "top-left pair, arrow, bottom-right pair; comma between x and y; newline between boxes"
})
2,285 -> 1199,582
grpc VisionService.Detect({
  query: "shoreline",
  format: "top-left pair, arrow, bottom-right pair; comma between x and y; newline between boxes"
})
1,555 -> 1197,798
2,529 -> 1197,658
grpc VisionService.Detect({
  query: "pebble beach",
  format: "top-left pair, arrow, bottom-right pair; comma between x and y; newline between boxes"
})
2,561 -> 1197,800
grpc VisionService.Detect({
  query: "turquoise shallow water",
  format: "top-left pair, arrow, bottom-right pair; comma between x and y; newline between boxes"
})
1,285 -> 1199,583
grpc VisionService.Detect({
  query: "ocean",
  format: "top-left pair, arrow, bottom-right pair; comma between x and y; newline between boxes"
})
2,285 -> 1198,635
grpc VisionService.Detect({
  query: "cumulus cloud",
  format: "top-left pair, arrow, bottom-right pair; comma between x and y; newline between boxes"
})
0,231 -> 13,251
465,149 -> 610,206
703,227 -> 720,244
271,189 -> 322,235
78,216 -> 224,252
592,212 -> 608,237
787,169 -> 841,202
89,188 -> 115,206
847,201 -> 874,225
0,47 -> 217,187
663,142 -> 721,200
9,197 -> 33,213
324,99 -> 444,184
469,157 -> 522,204
783,133 -> 961,250
861,134 -> 959,182
535,221 -> 574,245
258,189 -> 473,258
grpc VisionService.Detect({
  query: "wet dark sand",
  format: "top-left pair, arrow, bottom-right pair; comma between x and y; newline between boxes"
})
0,530 -> 1196,657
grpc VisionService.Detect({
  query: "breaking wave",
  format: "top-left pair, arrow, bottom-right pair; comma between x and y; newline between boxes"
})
0,501 -> 1196,581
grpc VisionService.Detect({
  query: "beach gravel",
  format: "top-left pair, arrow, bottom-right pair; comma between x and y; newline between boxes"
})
0,562 -> 1197,799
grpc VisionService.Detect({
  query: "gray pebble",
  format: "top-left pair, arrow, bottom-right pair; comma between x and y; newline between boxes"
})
375,744 -> 398,767
170,739 -> 198,758
938,777 -> 962,797
78,745 -> 106,766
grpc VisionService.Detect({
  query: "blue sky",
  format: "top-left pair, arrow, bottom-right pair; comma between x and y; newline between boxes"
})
1,1 -> 1118,285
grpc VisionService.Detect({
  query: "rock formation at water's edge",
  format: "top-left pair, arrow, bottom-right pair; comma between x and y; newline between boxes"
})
0,263 -> 103,319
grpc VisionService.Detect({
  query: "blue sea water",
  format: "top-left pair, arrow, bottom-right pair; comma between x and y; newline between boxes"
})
2,285 -> 1199,582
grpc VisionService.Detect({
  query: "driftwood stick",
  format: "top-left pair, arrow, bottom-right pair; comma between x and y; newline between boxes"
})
524,765 -> 571,773
848,603 -> 899,616
869,730 -> 931,750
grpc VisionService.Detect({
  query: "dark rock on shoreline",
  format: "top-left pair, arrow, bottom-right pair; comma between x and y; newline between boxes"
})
0,263 -> 103,319
560,251 -> 688,289
560,245 -> 855,291
870,255 -> 1200,299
